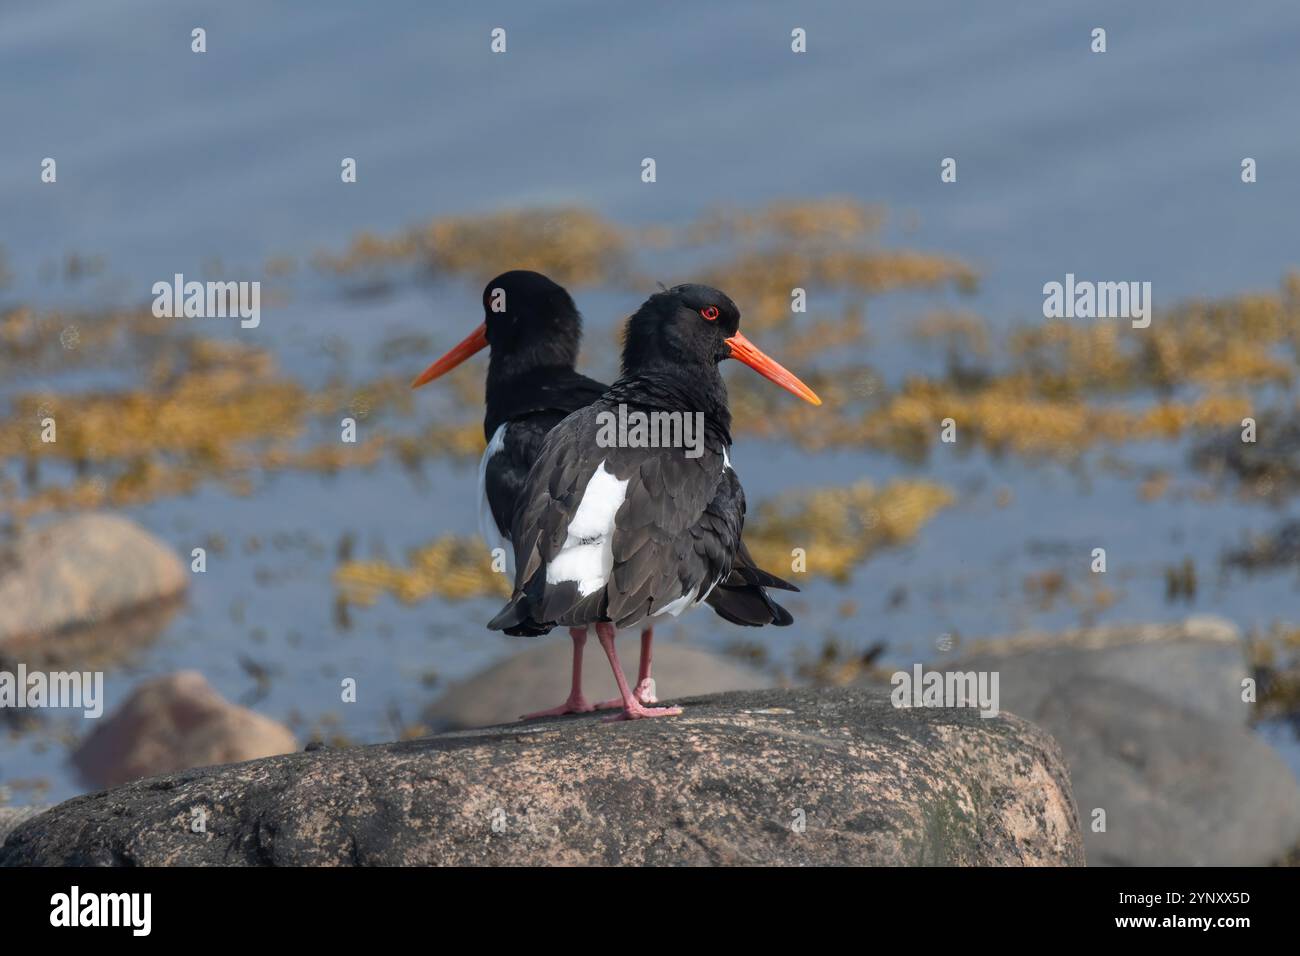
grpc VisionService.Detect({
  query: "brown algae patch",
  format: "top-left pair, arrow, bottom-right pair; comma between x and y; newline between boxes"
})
311,206 -> 632,288
331,477 -> 956,606
743,479 -> 955,582
5,203 -> 1299,533
334,535 -> 510,605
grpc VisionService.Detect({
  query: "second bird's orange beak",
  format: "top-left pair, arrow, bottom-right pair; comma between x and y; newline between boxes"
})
411,322 -> 489,388
725,332 -> 822,406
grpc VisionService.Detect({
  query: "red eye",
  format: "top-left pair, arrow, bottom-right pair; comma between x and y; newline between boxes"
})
701,306 -> 719,321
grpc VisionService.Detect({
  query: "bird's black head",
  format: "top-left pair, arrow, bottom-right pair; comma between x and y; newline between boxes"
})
620,284 -> 821,405
411,269 -> 582,389
621,284 -> 741,371
481,270 -> 582,373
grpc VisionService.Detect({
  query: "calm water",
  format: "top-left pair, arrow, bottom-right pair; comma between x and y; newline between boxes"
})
2,0 -> 1299,805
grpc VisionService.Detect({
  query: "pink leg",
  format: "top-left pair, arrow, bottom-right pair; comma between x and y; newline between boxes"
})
595,626 -> 658,708
634,627 -> 657,703
594,622 -> 681,721
520,628 -> 596,719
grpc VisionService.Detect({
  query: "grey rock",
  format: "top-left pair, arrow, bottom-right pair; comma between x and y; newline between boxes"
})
426,640 -> 775,729
1018,676 -> 1300,866
1,687 -> 1084,866
943,618 -> 1300,865
951,615 -> 1250,725
72,671 -> 298,788
0,514 -> 187,646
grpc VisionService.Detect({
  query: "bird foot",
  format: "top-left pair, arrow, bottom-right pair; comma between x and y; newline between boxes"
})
601,700 -> 682,722
594,678 -> 657,709
520,696 -> 596,720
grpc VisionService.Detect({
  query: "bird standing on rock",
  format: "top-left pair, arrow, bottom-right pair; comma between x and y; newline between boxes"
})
488,284 -> 821,720
412,272 -> 797,720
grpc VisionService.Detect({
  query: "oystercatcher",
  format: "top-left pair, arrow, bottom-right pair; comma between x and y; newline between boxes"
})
413,272 -> 796,720
487,283 -> 820,720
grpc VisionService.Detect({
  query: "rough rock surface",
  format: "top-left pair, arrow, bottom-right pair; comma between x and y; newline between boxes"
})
427,640 -> 775,728
0,806 -> 47,847
945,616 -> 1300,865
1014,677 -> 1300,866
1,687 -> 1084,866
71,671 -> 298,788
0,514 -> 187,645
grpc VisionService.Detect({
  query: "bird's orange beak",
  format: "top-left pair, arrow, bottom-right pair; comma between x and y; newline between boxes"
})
411,322 -> 489,388
724,331 -> 822,406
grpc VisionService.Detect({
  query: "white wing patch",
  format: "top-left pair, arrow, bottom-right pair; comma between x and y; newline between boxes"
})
722,447 -> 732,471
478,424 -> 510,572
545,460 -> 629,597
652,587 -> 698,619
651,573 -> 719,620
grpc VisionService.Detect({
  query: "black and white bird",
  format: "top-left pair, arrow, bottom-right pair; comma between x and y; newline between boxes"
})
412,272 -> 796,719
487,283 -> 821,720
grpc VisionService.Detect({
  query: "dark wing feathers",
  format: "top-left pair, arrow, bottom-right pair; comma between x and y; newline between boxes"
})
488,403 -> 743,634
603,436 -> 732,629
487,400 -> 797,635
483,412 -> 556,540
705,581 -> 795,627
482,369 -> 609,540
487,407 -> 602,634
700,478 -> 796,627
727,537 -> 798,591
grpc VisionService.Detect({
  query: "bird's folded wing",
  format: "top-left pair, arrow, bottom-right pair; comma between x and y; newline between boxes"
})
507,404 -> 735,629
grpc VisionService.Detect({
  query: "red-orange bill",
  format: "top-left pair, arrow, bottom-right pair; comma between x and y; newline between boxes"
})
724,332 -> 822,406
411,322 -> 489,388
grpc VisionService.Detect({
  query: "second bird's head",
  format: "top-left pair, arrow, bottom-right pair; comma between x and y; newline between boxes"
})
622,283 -> 821,406
411,270 -> 581,388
